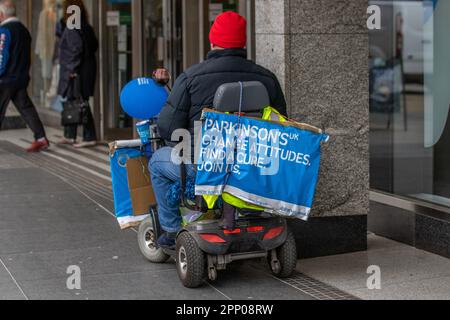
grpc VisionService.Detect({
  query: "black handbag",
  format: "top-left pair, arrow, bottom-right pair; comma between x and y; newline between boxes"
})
61,77 -> 90,126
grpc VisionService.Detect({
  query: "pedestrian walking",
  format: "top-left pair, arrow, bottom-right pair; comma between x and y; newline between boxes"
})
0,0 -> 49,152
57,0 -> 98,148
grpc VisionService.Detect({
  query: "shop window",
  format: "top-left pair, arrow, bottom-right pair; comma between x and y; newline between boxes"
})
370,0 -> 450,207
29,0 -> 95,113
209,0 -> 239,25
30,0 -> 62,111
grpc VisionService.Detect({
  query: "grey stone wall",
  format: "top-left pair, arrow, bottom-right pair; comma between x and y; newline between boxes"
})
255,0 -> 290,108
255,0 -> 369,218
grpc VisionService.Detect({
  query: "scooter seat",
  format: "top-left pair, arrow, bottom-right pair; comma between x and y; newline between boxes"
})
237,208 -> 273,218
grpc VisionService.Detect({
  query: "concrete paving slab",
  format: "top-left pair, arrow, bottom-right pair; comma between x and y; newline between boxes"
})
0,168 -> 74,195
0,154 -> 36,170
297,235 -> 450,299
18,271 -> 226,300
351,276 -> 450,300
0,209 -> 110,232
366,233 -> 407,251
0,259 -> 28,300
0,282 -> 27,300
0,222 -> 138,255
0,243 -> 176,283
0,191 -> 106,210
0,263 -> 14,284
0,198 -> 117,232
209,264 -> 316,300
0,134 -> 319,301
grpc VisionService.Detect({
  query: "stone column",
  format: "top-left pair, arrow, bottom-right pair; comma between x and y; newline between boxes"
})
255,0 -> 370,258
255,0 -> 291,109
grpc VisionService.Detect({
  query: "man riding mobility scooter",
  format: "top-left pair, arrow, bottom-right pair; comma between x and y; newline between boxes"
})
139,81 -> 306,288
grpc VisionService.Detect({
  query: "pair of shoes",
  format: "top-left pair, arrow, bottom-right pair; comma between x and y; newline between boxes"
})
57,138 -> 76,145
157,232 -> 177,248
74,141 -> 97,149
26,139 -> 50,153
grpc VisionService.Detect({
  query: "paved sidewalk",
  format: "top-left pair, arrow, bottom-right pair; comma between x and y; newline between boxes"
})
297,234 -> 450,300
0,129 -> 319,300
1,128 -> 449,300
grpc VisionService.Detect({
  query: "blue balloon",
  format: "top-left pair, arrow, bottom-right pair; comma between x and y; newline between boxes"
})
120,78 -> 169,119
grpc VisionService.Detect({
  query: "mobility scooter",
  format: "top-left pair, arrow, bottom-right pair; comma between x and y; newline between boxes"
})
138,81 -> 298,288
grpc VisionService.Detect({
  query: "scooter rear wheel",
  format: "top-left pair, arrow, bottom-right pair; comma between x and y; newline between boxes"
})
270,229 -> 297,278
176,232 -> 206,288
138,218 -> 170,263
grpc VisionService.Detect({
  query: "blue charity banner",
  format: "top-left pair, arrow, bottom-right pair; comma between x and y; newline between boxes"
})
195,110 -> 329,221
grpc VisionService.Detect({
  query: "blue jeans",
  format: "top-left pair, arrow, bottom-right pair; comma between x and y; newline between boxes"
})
149,147 -> 196,233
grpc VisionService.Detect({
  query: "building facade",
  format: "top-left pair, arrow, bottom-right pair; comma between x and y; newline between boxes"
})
369,0 -> 450,258
14,0 -> 449,258
255,0 -> 370,257
16,0 -> 256,141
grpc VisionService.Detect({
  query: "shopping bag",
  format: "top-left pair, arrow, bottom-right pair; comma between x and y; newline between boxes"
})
61,78 -> 90,126
109,140 -> 155,229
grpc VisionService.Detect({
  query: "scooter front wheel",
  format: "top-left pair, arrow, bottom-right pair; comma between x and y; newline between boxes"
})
176,232 -> 206,288
138,218 -> 170,263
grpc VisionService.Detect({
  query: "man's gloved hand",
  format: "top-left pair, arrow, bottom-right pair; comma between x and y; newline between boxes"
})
152,68 -> 171,86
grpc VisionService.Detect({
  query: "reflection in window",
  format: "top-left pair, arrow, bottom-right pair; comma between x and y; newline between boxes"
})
32,0 -> 63,111
370,0 -> 450,207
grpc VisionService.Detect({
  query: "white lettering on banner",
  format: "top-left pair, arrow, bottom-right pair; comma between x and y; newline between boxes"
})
197,118 -> 311,176
203,119 -> 290,146
171,117 -> 314,177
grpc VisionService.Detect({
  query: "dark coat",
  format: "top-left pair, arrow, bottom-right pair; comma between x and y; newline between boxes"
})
58,21 -> 98,99
158,48 -> 287,143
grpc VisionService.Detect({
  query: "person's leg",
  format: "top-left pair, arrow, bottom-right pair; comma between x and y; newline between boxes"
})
82,105 -> 97,142
64,124 -> 78,141
11,88 -> 47,140
149,147 -> 183,234
0,87 -> 13,129
72,100 -> 97,148
149,147 -> 194,234
74,102 -> 97,146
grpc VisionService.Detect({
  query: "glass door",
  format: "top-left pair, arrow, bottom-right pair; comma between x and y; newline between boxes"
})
143,0 -> 183,81
143,0 -> 164,75
103,0 -> 133,140
164,0 -> 183,79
